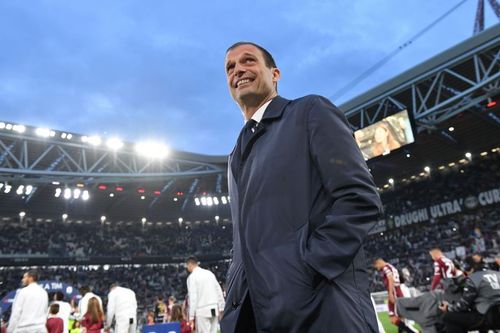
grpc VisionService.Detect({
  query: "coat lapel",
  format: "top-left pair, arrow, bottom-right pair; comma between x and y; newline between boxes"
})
229,96 -> 290,182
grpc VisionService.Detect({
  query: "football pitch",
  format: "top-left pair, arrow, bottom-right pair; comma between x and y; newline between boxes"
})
378,311 -> 422,333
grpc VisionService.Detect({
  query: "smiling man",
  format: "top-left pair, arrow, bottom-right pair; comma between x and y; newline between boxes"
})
221,41 -> 383,333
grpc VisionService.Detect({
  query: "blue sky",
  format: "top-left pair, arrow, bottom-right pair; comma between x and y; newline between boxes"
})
0,0 -> 498,155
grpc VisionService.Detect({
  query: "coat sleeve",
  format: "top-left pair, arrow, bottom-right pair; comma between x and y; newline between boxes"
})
303,95 -> 383,281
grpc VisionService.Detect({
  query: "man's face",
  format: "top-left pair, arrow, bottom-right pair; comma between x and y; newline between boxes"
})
21,273 -> 31,286
429,250 -> 439,261
225,44 -> 280,107
373,260 -> 383,271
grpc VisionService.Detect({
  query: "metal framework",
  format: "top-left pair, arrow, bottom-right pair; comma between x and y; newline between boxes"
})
340,24 -> 500,132
0,128 -> 225,184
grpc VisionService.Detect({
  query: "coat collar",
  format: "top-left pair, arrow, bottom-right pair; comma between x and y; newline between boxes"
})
260,95 -> 289,122
229,96 -> 290,183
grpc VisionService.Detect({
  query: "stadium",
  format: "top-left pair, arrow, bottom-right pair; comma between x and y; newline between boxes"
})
1,2 -> 500,333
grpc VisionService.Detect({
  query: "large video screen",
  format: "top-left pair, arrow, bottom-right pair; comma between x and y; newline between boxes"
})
354,109 -> 414,160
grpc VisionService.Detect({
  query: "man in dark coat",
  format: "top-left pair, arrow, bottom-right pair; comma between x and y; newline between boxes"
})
220,41 -> 383,333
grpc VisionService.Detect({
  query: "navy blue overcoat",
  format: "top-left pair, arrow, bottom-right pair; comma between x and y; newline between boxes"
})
221,95 -> 383,333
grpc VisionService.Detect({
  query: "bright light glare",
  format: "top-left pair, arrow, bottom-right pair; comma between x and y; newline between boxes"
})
87,136 -> 102,146
106,138 -> 124,150
36,128 -> 52,137
135,142 -> 170,159
82,190 -> 90,201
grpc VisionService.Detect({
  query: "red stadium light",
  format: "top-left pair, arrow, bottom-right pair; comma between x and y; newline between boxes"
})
98,185 -> 107,190
176,191 -> 184,196
115,186 -> 124,192
137,188 -> 145,194
153,190 -> 161,196
487,100 -> 497,108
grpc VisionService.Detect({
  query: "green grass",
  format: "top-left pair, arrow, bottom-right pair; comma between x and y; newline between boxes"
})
378,311 -> 422,333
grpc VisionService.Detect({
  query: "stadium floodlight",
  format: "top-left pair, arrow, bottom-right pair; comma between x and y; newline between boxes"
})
213,197 -> 219,205
62,213 -> 68,220
63,188 -> 72,199
0,122 -> 5,129
13,124 -> 26,133
55,188 -> 62,197
16,185 -> 24,195
480,151 -> 488,156
448,126 -> 454,132
100,216 -> 106,223
52,181 -> 60,185
73,188 -> 81,199
109,193 -> 115,197
194,198 -> 201,206
106,138 -> 124,150
134,141 -> 170,159
388,178 -> 394,185
200,196 -> 207,206
25,185 -> 33,195
87,136 -> 102,146
215,215 -> 220,221
173,197 -> 178,202
6,123 -> 13,130
4,184 -> 12,193
465,152 -> 472,159
140,195 -> 145,200
406,153 -> 411,158
82,190 -> 90,201
35,128 -> 55,138
178,217 -> 183,223
206,197 -> 213,206
221,196 -> 227,205
141,217 -> 147,223
424,166 -> 431,173
19,211 -> 26,218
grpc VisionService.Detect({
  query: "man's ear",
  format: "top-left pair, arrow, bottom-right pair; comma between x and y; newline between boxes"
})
272,68 -> 281,82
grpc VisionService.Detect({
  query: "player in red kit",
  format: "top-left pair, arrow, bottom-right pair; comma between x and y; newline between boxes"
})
428,247 -> 463,290
373,258 -> 420,333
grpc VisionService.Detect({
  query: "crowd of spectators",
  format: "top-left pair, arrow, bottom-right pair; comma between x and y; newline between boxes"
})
0,222 -> 231,257
0,152 -> 498,310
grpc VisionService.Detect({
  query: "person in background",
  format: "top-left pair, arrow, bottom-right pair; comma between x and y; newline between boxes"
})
105,284 -> 137,333
145,313 -> 155,326
52,292 -> 71,333
7,270 -> 48,333
166,296 -> 176,322
373,258 -> 420,333
46,304 -> 63,333
429,247 -> 463,290
186,256 -> 225,333
170,304 -> 191,333
81,297 -> 104,333
153,296 -> 166,323
439,256 -> 500,333
69,321 -> 81,333
78,287 -> 102,320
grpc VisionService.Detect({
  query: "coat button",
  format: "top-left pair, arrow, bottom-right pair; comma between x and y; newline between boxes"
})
232,301 -> 239,309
